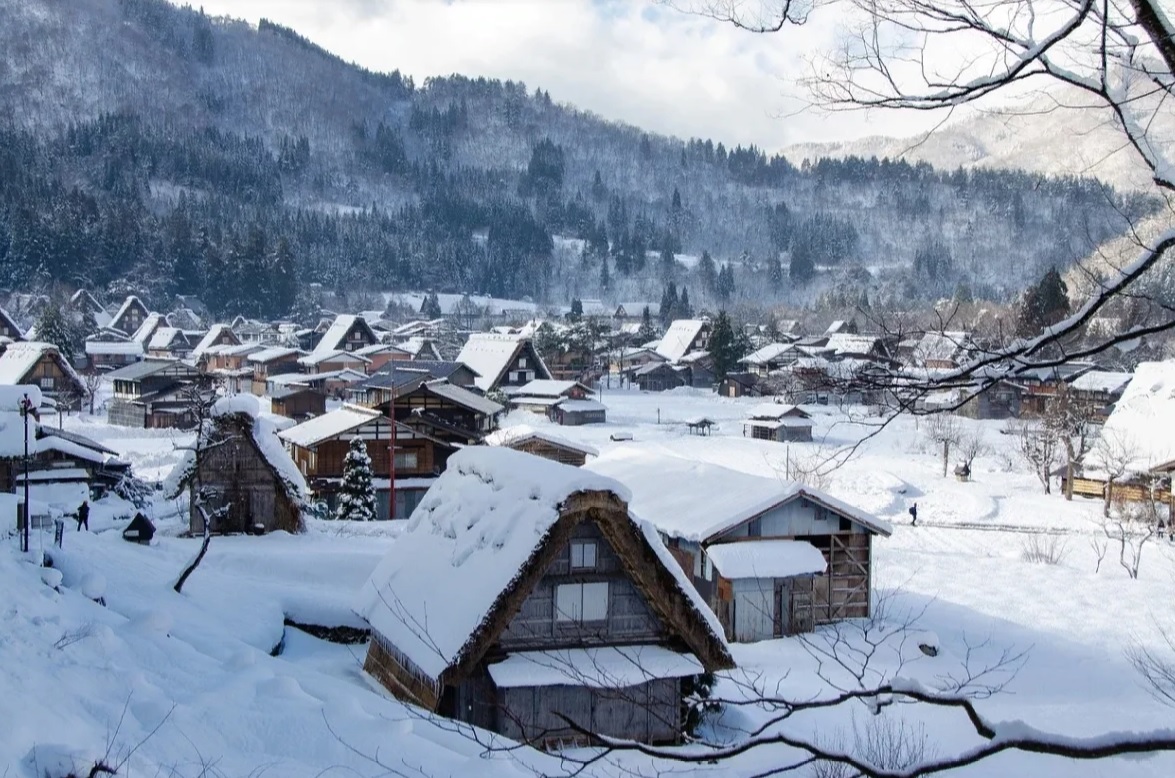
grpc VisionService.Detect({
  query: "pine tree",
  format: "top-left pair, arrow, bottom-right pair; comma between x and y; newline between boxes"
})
421,291 -> 442,318
637,306 -> 658,343
270,236 -> 297,317
599,254 -> 610,291
336,438 -> 377,521
569,298 -> 583,322
677,287 -> 693,319
768,255 -> 784,290
659,282 -> 678,326
35,300 -> 78,361
1017,267 -> 1070,335
698,250 -> 717,293
708,311 -> 742,382
591,170 -> 607,202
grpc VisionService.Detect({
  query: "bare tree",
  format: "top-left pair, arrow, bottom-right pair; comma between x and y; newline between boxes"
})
1130,624 -> 1175,708
82,365 -> 103,416
1092,428 -> 1139,516
1044,386 -> 1098,500
1010,419 -> 1060,493
955,427 -> 989,475
1103,488 -> 1163,579
172,383 -> 231,594
922,413 -> 961,477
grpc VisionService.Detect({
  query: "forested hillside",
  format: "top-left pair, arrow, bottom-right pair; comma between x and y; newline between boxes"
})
0,0 -> 1155,317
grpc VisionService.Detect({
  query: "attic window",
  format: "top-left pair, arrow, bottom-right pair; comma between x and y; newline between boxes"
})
519,357 -> 527,368
839,517 -> 852,532
747,518 -> 762,537
570,540 -> 597,570
556,582 -> 608,623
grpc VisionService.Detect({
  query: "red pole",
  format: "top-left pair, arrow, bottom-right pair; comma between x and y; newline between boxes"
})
387,388 -> 396,519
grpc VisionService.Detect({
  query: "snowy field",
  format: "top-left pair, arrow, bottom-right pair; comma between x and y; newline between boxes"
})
4,389 -> 1175,776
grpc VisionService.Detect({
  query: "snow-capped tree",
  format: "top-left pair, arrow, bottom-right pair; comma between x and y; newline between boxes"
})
335,437 -> 377,522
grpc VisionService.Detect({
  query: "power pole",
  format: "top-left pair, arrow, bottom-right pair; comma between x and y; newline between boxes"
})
386,387 -> 397,520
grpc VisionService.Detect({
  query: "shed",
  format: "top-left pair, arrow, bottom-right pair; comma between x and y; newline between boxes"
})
686,417 -> 715,436
122,513 -> 156,544
742,403 -> 813,443
355,447 -> 733,748
486,425 -> 599,467
550,398 -> 607,426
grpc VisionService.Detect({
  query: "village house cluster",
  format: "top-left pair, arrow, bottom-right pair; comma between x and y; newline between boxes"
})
0,288 -> 1167,747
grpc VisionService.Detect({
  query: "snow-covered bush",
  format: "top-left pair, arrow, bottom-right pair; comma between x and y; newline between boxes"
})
113,472 -> 151,508
335,437 -> 376,521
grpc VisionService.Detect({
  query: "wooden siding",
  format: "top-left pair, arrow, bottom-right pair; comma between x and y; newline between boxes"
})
108,399 -> 147,428
499,521 -> 665,650
507,439 -> 588,467
364,632 -> 441,710
497,678 -> 681,747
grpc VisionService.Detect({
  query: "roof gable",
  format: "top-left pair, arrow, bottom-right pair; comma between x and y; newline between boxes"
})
110,296 -> 149,333
311,315 -> 378,358
457,334 -> 550,391
656,319 -> 709,362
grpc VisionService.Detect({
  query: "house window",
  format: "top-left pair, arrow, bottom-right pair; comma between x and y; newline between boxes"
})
508,371 -> 519,382
394,451 -> 418,470
747,517 -> 762,537
839,517 -> 852,532
39,377 -> 55,390
519,357 -> 528,369
570,540 -> 598,570
556,582 -> 609,622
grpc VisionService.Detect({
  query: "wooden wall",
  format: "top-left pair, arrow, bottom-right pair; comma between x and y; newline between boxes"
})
510,439 -> 588,467
498,521 -> 665,650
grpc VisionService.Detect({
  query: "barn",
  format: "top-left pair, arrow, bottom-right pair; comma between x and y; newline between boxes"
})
485,425 -> 599,466
354,447 -> 733,747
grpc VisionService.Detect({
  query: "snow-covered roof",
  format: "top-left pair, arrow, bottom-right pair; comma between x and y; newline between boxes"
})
110,296 -> 146,330
485,424 -> 599,457
746,403 -> 810,421
131,313 -> 164,345
0,343 -> 81,388
705,540 -> 827,580
741,342 -> 796,366
487,645 -> 704,689
311,315 -> 372,359
84,340 -> 144,356
559,399 -> 607,413
279,405 -> 383,449
586,448 -> 890,541
147,327 -> 185,351
298,349 -> 371,367
355,342 -> 409,357
247,346 -> 302,363
421,379 -> 504,417
456,333 -> 532,392
1069,370 -> 1133,395
1087,361 -> 1175,475
656,319 -> 708,362
911,331 -> 972,365
514,379 -> 585,398
191,324 -> 237,357
354,446 -> 630,681
825,333 -> 881,357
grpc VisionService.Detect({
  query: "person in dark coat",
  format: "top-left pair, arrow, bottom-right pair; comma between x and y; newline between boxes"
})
908,502 -> 918,526
76,500 -> 90,532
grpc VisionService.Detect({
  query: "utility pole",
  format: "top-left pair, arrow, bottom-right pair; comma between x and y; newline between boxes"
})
20,393 -> 32,554
386,386 -> 397,520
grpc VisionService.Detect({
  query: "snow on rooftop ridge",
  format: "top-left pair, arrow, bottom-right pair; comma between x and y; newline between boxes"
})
485,424 -> 599,456
656,319 -> 708,363
191,324 -> 235,357
354,446 -> 630,680
456,333 -> 527,391
312,315 -> 364,358
279,405 -> 382,449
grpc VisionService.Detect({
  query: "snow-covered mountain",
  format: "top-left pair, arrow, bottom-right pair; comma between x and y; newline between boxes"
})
787,90 -> 1168,193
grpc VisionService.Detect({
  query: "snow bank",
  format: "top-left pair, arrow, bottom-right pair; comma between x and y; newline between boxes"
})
705,539 -> 828,579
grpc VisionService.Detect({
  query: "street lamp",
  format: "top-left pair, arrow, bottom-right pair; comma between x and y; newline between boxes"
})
19,392 -> 33,554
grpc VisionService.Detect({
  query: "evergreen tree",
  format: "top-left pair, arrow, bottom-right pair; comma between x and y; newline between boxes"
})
716,264 -> 736,302
569,298 -> 583,321
335,438 -> 377,521
708,311 -> 742,382
270,237 -> 297,317
590,170 -> 607,202
659,282 -> 678,326
421,291 -> 442,318
768,255 -> 784,290
677,287 -> 693,319
599,254 -> 610,291
698,250 -> 717,293
637,306 -> 658,343
35,300 -> 78,361
1017,267 -> 1070,335
659,238 -> 676,279
790,246 -> 815,285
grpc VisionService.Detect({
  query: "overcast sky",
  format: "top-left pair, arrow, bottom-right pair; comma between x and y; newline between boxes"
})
186,0 -> 947,152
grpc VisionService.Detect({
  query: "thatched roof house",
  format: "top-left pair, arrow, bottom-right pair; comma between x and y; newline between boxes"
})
165,396 -> 307,535
355,446 -> 732,747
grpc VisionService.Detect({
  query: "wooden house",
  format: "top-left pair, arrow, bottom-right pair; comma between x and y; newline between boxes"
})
953,382 -> 1024,420
0,306 -> 25,341
507,380 -> 606,425
32,427 -> 130,495
613,302 -> 659,322
233,318 -> 282,345
910,331 -> 975,370
269,369 -> 368,400
486,425 -> 599,467
281,403 -> 455,520
0,342 -> 86,409
191,324 -> 241,360
739,343 -> 801,377
718,372 -> 768,398
355,447 -> 734,747
84,333 -> 144,370
679,351 -> 716,389
587,451 -> 891,642
551,399 -> 608,426
655,319 -> 711,363
310,314 -> 380,358
633,362 -> 688,392
130,313 -> 165,350
742,404 -> 813,442
298,349 -> 371,376
165,398 -> 307,535
1067,370 -> 1133,422
269,386 -> 327,422
352,361 -> 481,408
145,327 -> 193,359
394,337 -> 443,362
1016,363 -> 1096,417
108,296 -> 150,336
457,333 -> 552,393
354,342 -> 412,372
248,347 -> 304,395
68,290 -> 110,329
107,359 -> 204,429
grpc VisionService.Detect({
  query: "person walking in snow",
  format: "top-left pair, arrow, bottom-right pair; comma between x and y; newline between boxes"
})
76,500 -> 89,532
908,502 -> 918,526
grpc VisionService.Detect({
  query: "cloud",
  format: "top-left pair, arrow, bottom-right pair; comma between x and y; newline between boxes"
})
189,0 -> 945,151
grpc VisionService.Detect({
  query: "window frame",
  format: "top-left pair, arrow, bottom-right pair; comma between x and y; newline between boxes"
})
555,581 -> 609,623
570,539 -> 598,570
